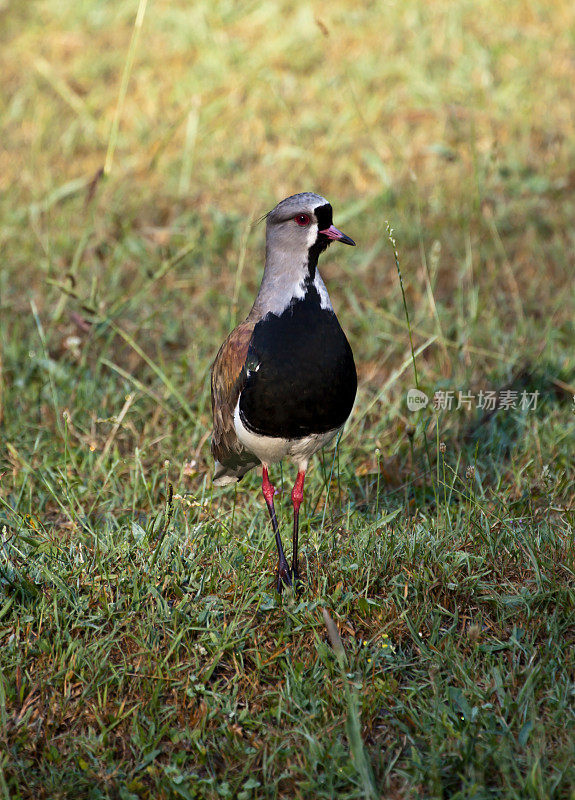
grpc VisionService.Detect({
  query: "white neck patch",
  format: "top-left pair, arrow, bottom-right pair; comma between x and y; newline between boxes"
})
290,271 -> 332,311
313,272 -> 333,310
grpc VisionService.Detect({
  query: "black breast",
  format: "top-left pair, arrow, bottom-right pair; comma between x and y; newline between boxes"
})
239,286 -> 357,438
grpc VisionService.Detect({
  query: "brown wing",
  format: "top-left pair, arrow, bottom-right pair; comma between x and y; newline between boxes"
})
210,320 -> 260,483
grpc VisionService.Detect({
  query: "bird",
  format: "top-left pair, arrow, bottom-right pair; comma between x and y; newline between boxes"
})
210,192 -> 357,592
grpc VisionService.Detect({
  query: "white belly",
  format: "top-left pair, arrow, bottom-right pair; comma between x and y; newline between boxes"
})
234,400 -> 340,470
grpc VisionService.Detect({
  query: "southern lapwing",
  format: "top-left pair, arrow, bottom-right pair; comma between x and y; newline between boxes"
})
210,192 -> 357,591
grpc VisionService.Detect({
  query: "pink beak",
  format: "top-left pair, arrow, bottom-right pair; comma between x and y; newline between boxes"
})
318,224 -> 356,246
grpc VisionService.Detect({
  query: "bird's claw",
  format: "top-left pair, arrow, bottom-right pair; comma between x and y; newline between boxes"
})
276,561 -> 292,593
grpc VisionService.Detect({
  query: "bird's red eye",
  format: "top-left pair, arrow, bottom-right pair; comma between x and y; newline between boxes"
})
295,213 -> 311,227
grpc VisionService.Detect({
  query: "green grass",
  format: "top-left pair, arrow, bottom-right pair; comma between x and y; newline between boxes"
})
1,0 -> 574,798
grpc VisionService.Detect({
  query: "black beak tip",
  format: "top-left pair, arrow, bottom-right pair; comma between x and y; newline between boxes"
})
341,234 -> 356,246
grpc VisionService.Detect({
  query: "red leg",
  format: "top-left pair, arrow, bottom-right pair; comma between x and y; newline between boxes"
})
291,470 -> 305,587
262,466 -> 291,592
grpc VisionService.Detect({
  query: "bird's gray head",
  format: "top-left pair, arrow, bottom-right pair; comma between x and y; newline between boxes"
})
265,192 -> 355,272
248,192 -> 355,320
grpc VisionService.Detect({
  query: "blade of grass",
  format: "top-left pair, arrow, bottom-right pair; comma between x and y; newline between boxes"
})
104,0 -> 149,176
322,608 -> 378,800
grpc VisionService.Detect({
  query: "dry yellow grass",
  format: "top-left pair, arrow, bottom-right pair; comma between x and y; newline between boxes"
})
3,0 -> 575,206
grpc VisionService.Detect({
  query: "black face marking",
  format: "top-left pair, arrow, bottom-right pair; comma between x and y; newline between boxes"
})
314,203 -> 333,230
239,284 -> 357,439
306,203 -> 333,280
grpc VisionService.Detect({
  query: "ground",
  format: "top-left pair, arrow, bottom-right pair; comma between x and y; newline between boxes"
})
0,1 -> 574,798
